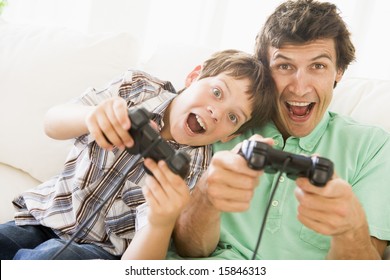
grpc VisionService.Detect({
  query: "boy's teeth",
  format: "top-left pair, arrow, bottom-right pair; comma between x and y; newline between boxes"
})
195,115 -> 206,130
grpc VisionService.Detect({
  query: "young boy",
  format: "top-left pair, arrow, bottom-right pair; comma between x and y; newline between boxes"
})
0,49 -> 275,260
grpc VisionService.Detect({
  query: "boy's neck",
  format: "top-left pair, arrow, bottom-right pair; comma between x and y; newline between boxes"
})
160,104 -> 172,141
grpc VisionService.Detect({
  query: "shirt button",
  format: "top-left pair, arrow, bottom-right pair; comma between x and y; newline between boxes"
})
274,140 -> 279,146
279,176 -> 285,182
271,200 -> 279,207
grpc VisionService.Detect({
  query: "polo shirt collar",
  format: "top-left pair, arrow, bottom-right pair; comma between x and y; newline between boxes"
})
257,111 -> 331,153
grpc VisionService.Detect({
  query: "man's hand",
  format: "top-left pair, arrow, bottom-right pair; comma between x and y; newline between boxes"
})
294,176 -> 386,259
204,135 -> 273,212
294,176 -> 366,236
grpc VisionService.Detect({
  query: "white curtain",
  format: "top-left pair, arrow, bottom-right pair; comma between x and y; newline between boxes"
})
3,0 -> 390,80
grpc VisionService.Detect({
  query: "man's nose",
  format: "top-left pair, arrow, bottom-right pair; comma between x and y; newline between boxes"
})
289,69 -> 312,96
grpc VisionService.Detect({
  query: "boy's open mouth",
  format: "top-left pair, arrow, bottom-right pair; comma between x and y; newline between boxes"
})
187,113 -> 206,134
286,101 -> 315,118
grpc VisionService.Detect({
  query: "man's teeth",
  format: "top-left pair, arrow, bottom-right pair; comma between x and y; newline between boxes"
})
195,114 -> 206,130
287,101 -> 311,106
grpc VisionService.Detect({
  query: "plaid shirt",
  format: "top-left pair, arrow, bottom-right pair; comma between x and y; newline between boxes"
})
13,70 -> 211,256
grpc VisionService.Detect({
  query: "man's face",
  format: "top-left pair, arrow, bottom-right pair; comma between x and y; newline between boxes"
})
268,39 -> 343,138
164,73 -> 253,146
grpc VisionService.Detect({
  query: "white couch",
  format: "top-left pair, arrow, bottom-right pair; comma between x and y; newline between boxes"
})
1,20 -> 389,258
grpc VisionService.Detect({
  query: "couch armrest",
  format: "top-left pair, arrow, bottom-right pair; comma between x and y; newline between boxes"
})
0,163 -> 41,223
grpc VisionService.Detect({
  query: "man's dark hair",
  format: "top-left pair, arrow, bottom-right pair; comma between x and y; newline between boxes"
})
255,0 -> 356,75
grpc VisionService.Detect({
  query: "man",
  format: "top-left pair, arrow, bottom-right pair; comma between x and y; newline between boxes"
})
170,0 -> 390,259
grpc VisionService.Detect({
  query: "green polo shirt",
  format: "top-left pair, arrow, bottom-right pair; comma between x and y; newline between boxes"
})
168,111 -> 390,260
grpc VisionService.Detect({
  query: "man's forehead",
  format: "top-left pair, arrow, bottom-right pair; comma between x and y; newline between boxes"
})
268,39 -> 337,61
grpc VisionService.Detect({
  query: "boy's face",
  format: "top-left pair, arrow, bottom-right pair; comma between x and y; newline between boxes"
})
164,73 -> 253,146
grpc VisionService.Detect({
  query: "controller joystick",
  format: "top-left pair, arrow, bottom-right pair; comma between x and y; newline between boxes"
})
238,140 -> 333,187
126,107 -> 190,179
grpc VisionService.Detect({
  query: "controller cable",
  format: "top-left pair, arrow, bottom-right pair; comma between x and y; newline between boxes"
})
51,139 -> 161,260
251,156 -> 292,260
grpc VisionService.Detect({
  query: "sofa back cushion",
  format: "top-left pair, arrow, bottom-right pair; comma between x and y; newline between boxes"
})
331,77 -> 390,133
0,21 -> 139,182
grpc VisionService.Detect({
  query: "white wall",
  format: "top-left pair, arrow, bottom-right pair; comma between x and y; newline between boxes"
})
3,0 -> 390,80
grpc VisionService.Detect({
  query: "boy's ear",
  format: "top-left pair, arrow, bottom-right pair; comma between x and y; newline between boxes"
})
220,133 -> 241,143
185,65 -> 202,87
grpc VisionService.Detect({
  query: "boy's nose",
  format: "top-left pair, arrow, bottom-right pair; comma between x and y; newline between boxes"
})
207,105 -> 220,122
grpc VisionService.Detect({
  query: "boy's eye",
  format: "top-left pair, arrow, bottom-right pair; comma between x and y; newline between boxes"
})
212,88 -> 222,98
228,113 -> 238,124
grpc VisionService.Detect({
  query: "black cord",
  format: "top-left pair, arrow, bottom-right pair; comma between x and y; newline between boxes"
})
51,138 -> 161,260
251,157 -> 292,260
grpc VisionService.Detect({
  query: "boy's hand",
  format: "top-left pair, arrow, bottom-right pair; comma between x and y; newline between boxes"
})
143,158 -> 190,228
85,97 -> 134,150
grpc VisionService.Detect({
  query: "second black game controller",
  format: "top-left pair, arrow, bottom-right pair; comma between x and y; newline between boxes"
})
125,107 -> 190,179
238,140 -> 333,186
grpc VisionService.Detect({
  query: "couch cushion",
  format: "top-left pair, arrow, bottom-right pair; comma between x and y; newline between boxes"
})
0,163 -> 41,223
331,77 -> 390,133
0,21 -> 139,182
138,43 -> 215,90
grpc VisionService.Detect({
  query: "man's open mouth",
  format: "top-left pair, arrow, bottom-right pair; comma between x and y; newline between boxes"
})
186,113 -> 206,134
286,101 -> 315,118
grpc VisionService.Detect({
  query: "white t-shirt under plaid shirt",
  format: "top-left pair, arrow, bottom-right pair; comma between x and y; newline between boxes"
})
12,70 -> 212,256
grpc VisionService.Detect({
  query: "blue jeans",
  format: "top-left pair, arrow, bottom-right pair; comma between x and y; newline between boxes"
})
0,221 -> 120,260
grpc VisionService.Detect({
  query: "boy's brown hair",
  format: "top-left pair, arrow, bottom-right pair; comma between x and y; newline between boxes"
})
197,49 -> 276,135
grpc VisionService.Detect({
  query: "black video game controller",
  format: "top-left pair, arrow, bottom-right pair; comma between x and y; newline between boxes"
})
238,140 -> 333,186
125,107 -> 191,179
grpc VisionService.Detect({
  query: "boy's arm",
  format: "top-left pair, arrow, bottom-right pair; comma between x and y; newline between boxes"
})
121,223 -> 175,260
44,96 -> 133,150
44,103 -> 93,139
121,159 -> 190,260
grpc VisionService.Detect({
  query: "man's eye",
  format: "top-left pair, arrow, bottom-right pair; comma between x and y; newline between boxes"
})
278,64 -> 290,70
228,113 -> 238,124
313,64 -> 325,69
212,88 -> 222,98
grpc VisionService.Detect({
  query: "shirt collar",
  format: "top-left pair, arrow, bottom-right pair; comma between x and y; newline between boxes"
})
255,111 -> 331,153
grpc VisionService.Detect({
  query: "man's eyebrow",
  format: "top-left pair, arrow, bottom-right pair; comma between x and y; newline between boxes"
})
310,54 -> 333,61
273,53 -> 291,60
273,53 -> 333,61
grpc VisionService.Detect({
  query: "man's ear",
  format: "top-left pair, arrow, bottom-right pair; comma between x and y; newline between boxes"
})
185,65 -> 202,87
333,68 -> 344,88
336,68 -> 344,82
220,133 -> 241,143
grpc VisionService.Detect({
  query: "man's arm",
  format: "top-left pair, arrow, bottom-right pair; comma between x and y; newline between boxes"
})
172,150 -> 263,257
173,175 -> 221,257
295,177 -> 388,259
327,232 -> 387,259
